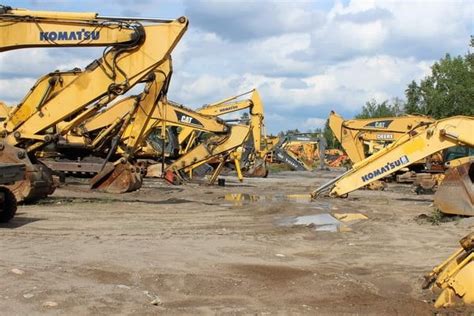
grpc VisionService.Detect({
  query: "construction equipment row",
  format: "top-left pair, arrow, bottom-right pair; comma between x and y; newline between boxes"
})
1,4 -> 472,310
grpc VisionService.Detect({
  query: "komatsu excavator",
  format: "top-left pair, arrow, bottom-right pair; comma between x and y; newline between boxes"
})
315,116 -> 474,308
329,111 -> 438,189
0,5 -> 188,201
312,116 -> 474,216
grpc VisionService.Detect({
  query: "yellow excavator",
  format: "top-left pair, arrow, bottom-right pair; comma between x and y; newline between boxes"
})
312,116 -> 473,214
274,133 -> 318,171
46,68 -> 242,192
329,111 -> 439,189
0,5 -> 188,201
164,124 -> 252,185
38,69 -> 259,192
423,231 -> 474,308
329,111 -> 434,164
314,116 -> 474,307
180,89 -> 274,177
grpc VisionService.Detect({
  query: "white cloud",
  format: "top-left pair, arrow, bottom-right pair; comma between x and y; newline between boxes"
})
0,78 -> 37,105
303,117 -> 327,130
0,0 -> 471,134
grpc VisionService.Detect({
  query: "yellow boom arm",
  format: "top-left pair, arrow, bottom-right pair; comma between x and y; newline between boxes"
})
329,111 -> 434,163
178,89 -> 266,156
2,17 -> 188,151
313,116 -> 474,198
0,5 -> 174,52
166,125 -> 250,175
78,76 -> 229,157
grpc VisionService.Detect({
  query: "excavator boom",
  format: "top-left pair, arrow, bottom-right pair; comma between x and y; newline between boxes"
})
329,111 -> 434,163
0,5 -> 188,201
4,18 -> 188,146
0,5 -> 175,52
313,116 -> 474,207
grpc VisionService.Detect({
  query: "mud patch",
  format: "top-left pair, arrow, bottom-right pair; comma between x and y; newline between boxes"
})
33,196 -> 193,206
76,267 -> 133,285
228,264 -> 312,283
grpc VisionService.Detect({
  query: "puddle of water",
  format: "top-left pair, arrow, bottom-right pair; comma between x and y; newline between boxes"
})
293,214 -> 338,226
223,193 -> 313,204
276,213 -> 348,232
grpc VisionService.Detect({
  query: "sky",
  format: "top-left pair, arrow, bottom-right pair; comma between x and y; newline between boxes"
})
1,0 -> 473,133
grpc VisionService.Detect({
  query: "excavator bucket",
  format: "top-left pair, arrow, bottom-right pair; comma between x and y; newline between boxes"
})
0,142 -> 55,203
434,158 -> 474,216
243,158 -> 268,178
90,161 -> 142,194
423,232 -> 474,308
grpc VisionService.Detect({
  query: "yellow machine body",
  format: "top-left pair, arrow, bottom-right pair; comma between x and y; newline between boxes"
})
329,111 -> 434,164
313,116 -> 474,216
0,4 -> 188,201
423,232 -> 474,308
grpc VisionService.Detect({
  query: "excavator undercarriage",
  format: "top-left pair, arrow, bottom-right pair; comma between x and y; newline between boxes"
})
0,142 -> 54,202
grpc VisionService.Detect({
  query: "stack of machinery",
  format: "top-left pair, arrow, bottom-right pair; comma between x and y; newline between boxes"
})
1,4 -> 472,310
0,5 -> 272,214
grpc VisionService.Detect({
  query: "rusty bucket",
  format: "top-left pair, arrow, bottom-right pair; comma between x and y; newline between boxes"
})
434,158 -> 474,216
90,160 -> 143,194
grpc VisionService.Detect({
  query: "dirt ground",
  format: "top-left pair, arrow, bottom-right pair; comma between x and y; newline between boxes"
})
1,168 -> 473,315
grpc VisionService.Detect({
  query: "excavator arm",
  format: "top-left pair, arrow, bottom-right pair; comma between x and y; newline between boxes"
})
77,70 -> 229,155
329,111 -> 434,163
3,17 -> 188,147
165,125 -> 251,184
0,5 -> 172,52
0,9 -> 188,201
313,116 -> 474,198
179,89 -> 266,156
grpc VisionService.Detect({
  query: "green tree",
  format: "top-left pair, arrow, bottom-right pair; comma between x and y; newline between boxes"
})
403,42 -> 474,118
355,99 -> 403,119
323,119 -> 340,149
404,80 -> 422,114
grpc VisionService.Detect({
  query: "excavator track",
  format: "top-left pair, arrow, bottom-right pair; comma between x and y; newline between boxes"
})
0,142 -> 55,202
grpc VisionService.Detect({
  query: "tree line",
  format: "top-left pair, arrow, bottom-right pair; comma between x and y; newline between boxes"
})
324,37 -> 473,147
